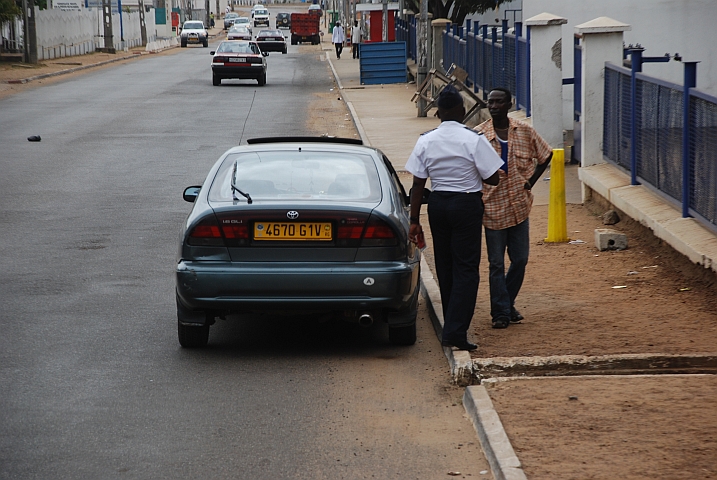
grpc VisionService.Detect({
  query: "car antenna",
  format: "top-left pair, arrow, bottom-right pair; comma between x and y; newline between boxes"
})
239,90 -> 257,145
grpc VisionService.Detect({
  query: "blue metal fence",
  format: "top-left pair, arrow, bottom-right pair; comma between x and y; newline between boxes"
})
395,16 -> 416,61
603,62 -> 717,230
441,20 -> 530,113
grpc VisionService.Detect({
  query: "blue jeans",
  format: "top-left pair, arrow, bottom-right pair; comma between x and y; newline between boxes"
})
428,191 -> 484,343
484,219 -> 530,320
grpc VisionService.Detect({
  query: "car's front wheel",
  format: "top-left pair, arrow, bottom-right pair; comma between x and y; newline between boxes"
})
181,39 -> 187,47
388,322 -> 417,345
178,322 -> 210,348
203,39 -> 208,47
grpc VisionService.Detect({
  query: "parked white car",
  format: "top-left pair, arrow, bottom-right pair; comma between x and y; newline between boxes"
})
180,21 -> 208,48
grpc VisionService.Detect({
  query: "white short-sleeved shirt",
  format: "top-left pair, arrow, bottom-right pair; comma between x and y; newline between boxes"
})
405,121 -> 504,192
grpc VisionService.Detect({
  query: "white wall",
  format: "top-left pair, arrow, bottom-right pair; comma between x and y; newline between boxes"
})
525,0 -> 717,128
35,6 -> 157,59
465,0 -> 523,29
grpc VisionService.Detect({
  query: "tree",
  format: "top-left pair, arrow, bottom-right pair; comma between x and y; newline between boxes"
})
405,0 -> 507,28
1,0 -> 21,22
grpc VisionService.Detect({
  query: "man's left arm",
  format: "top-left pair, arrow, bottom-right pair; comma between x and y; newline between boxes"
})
524,129 -> 554,190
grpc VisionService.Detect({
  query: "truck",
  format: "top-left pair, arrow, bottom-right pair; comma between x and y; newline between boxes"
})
290,13 -> 320,45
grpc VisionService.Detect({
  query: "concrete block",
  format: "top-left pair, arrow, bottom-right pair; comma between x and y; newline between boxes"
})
595,228 -> 627,251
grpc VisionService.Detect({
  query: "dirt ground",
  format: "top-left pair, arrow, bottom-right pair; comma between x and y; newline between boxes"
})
5,47 -> 717,479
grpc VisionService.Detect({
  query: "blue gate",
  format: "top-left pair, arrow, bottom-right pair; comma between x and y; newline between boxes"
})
359,42 -> 407,85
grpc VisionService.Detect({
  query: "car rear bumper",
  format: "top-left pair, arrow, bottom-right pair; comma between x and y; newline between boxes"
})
256,41 -> 286,52
176,260 -> 419,317
212,65 -> 264,79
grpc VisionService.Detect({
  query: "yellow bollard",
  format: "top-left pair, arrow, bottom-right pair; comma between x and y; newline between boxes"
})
544,148 -> 569,243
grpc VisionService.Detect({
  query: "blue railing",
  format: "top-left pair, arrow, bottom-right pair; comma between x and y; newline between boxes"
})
442,20 -> 530,114
395,16 -> 416,61
603,62 -> 717,230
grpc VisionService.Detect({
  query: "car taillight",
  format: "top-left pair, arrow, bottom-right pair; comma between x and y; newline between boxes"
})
335,215 -> 367,247
216,214 -> 250,246
188,217 -> 224,246
213,56 -> 227,63
361,216 -> 398,247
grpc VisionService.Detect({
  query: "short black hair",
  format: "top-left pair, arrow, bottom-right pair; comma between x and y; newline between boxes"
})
489,87 -> 512,102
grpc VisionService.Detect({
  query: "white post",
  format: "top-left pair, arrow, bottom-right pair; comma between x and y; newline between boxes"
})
575,17 -> 630,168
525,12 -> 567,149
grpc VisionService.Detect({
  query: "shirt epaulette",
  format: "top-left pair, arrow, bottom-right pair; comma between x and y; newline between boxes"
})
463,126 -> 483,135
420,128 -> 437,136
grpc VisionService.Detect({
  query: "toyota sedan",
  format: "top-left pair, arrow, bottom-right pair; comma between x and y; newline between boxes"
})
176,137 -> 423,348
210,40 -> 267,86
227,24 -> 252,41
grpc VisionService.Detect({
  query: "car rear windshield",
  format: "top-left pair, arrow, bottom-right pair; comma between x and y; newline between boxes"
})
184,22 -> 204,29
208,150 -> 381,203
216,42 -> 260,54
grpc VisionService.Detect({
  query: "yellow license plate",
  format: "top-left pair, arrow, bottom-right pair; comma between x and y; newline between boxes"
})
254,222 -> 332,241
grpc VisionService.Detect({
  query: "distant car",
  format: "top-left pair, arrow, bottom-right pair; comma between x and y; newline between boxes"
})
232,16 -> 252,34
224,12 -> 239,30
308,4 -> 322,16
252,7 -> 270,27
227,24 -> 252,41
275,12 -> 291,29
175,137 -> 423,348
255,29 -> 287,54
180,21 -> 208,48
210,40 -> 268,86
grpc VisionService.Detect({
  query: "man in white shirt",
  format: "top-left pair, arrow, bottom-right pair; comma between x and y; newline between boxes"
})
331,21 -> 345,59
406,86 -> 503,351
351,20 -> 361,59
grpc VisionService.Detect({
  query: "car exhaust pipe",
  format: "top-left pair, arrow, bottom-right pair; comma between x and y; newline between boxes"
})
358,313 -> 374,327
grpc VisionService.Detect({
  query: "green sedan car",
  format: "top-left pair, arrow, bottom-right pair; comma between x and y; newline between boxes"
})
176,137 -> 424,348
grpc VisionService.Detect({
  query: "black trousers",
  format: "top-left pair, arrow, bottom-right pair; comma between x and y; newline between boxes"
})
334,42 -> 343,58
352,43 -> 359,58
427,191 -> 484,343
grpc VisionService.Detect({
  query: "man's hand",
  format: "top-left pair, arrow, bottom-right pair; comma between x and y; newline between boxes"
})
409,223 -> 423,245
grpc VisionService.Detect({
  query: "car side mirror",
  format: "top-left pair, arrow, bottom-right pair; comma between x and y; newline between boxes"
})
209,51 -> 215,55
183,186 -> 202,203
262,51 -> 269,56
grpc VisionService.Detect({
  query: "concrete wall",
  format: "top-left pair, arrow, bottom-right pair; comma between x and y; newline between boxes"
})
465,0 -> 523,30
35,7 -> 157,60
524,0 -> 717,128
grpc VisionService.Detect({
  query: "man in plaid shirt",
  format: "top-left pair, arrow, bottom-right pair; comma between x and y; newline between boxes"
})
474,87 -> 553,329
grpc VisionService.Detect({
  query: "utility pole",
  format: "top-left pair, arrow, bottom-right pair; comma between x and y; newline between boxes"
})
101,0 -> 116,53
381,0 -> 387,42
205,0 -> 210,27
139,0 -> 147,46
22,0 -> 38,64
416,0 -> 428,116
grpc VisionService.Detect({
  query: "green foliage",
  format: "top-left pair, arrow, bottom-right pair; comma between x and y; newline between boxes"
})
404,0 -> 506,27
1,0 -> 22,22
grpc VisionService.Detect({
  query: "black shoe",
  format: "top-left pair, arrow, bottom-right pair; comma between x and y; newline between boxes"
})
492,317 -> 510,329
510,309 -> 524,323
441,339 -> 478,351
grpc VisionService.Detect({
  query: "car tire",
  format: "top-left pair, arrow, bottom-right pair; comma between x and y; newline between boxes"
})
203,40 -> 208,47
178,321 -> 210,348
388,322 -> 417,346
291,35 -> 297,45
282,47 -> 287,54
257,72 -> 266,86
181,39 -> 187,47
213,74 -> 220,86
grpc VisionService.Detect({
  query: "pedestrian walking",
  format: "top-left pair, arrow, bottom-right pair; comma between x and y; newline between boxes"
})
406,86 -> 503,351
225,4 -> 230,15
473,87 -> 553,329
351,20 -> 361,59
332,21 -> 345,59
210,12 -> 215,27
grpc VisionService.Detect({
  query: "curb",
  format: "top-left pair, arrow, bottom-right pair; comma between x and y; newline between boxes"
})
463,386 -> 528,480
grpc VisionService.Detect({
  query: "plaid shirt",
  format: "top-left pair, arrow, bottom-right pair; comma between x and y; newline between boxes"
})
474,117 -> 552,230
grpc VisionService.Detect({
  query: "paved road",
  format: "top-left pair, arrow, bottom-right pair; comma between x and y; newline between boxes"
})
0,36 -> 491,478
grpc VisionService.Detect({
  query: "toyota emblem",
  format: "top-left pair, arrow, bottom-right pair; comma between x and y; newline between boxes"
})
287,211 -> 299,220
